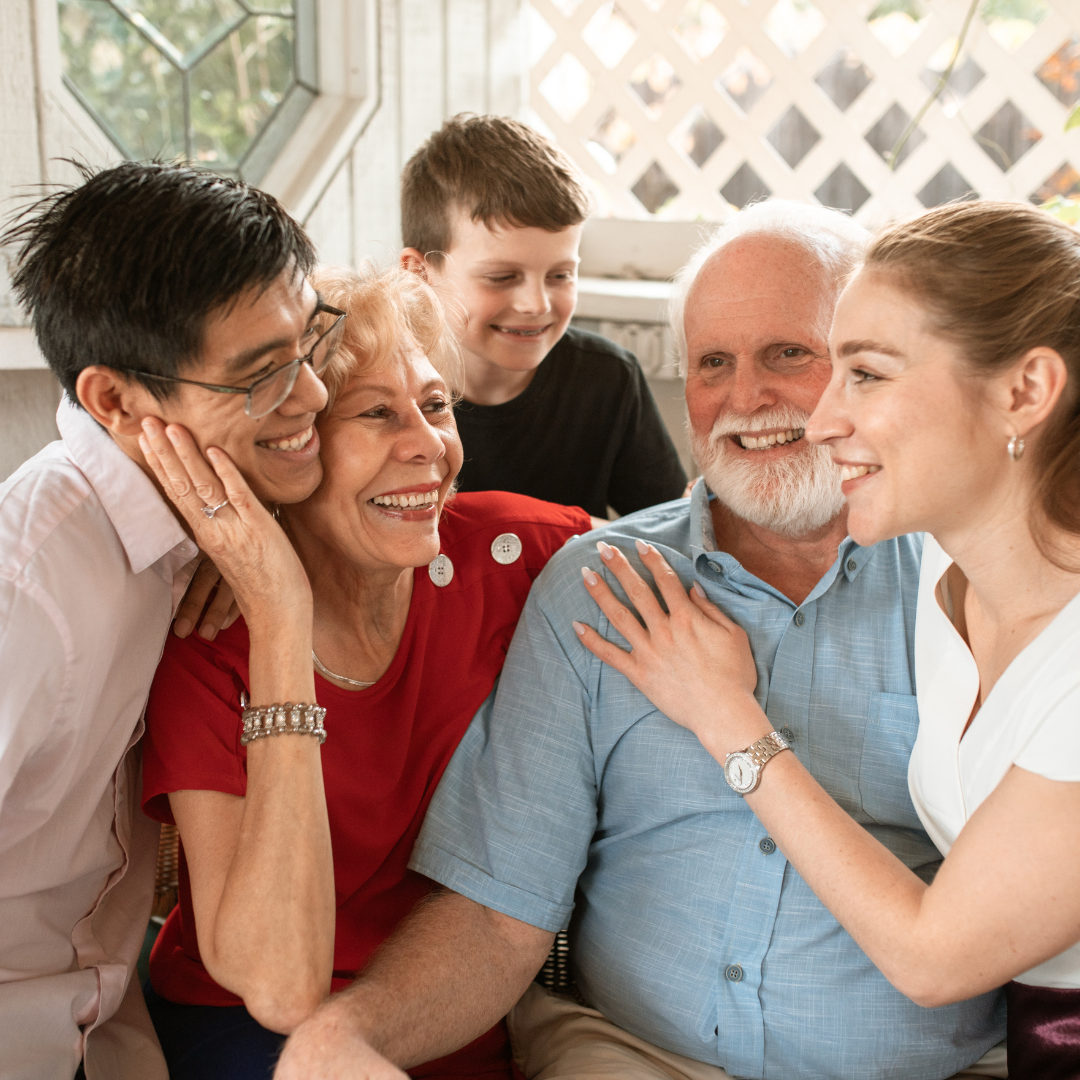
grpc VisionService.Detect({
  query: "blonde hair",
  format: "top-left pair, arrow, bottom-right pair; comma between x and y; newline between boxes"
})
867,200 -> 1080,553
311,263 -> 463,408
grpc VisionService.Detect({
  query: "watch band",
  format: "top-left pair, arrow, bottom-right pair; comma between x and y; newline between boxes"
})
746,730 -> 789,770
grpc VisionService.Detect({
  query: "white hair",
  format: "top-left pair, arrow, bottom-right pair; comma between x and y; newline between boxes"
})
668,200 -> 869,375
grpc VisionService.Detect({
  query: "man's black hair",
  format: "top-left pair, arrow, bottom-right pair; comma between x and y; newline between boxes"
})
1,160 -> 317,401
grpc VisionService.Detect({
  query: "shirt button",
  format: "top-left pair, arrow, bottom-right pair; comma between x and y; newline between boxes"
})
725,964 -> 743,983
781,726 -> 796,743
759,837 -> 776,855
428,554 -> 454,587
794,611 -> 805,626
491,533 -> 522,565
847,558 -> 858,572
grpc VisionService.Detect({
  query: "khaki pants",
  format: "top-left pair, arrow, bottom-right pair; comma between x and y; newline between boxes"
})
508,983 -> 1008,1080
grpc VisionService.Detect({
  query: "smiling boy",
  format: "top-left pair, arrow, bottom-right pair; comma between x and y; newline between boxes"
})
400,115 -> 687,518
0,162 -> 332,1080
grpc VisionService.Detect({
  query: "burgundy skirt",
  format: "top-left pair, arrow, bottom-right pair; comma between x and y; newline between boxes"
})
1007,980 -> 1080,1079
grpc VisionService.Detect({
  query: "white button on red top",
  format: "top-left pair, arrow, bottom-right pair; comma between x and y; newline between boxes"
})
491,533 -> 523,565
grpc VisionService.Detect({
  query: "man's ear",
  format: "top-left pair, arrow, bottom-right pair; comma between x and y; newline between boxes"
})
1000,346 -> 1070,438
76,366 -> 160,437
400,248 -> 429,280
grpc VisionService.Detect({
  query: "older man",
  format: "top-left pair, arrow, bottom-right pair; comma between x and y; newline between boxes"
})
275,201 -> 1005,1080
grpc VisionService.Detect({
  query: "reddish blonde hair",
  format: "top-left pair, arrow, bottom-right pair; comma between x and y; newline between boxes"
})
865,200 -> 1080,554
311,263 -> 463,409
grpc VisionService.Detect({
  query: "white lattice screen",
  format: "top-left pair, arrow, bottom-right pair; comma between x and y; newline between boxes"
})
527,0 -> 1080,225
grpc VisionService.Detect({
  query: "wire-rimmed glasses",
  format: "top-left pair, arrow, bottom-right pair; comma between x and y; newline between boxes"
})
117,303 -> 347,419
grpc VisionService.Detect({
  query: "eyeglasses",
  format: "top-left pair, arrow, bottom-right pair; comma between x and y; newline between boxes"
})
117,303 -> 347,419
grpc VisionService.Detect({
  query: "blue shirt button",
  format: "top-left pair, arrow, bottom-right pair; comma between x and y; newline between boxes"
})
759,837 -> 776,855
847,558 -> 858,572
794,611 -> 806,626
781,726 -> 796,742
725,964 -> 743,982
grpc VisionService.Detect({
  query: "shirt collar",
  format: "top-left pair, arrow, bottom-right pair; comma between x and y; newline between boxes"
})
57,397 -> 197,575
687,477 -> 876,606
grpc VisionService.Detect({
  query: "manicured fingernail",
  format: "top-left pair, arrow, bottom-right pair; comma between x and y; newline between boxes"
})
596,541 -> 614,561
198,623 -> 217,641
581,566 -> 599,587
635,539 -> 650,556
572,621 -> 586,637
173,618 -> 192,637
692,581 -> 706,599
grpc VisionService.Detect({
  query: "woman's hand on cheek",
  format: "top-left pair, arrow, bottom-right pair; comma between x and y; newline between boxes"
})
139,416 -> 312,632
572,540 -> 770,757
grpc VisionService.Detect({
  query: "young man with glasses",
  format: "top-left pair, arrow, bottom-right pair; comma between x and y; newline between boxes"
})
0,161 -> 340,1080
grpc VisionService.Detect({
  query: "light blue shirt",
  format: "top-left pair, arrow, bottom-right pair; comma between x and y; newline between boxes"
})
411,483 -> 1005,1080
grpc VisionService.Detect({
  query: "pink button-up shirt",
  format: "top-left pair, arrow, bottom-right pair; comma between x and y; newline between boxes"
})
0,399 -> 198,1080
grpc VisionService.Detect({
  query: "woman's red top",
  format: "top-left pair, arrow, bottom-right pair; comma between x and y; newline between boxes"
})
141,491 -> 590,1078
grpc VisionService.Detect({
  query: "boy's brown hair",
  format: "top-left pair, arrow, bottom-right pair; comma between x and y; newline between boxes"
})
401,114 -> 590,262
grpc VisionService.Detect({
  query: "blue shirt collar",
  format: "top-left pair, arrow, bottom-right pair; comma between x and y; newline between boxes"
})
687,477 -> 876,607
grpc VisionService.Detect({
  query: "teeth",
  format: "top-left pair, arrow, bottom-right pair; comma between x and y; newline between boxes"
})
840,464 -> 882,481
495,326 -> 545,336
738,428 -> 804,450
261,427 -> 313,452
371,490 -> 439,508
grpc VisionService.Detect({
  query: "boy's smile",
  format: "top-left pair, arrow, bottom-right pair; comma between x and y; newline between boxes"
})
405,208 -> 582,405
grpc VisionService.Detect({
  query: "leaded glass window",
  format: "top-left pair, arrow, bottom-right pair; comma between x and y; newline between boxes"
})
58,0 -> 316,183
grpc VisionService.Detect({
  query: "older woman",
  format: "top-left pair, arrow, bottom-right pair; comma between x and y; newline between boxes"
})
137,265 -> 591,1079
574,201 -> 1080,1080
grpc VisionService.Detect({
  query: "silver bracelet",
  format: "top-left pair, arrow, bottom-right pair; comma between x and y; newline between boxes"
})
240,699 -> 327,745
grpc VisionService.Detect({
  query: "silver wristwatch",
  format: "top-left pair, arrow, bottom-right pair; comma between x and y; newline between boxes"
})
723,731 -> 790,795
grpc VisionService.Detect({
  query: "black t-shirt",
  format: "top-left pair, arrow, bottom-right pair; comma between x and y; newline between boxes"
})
453,326 -> 688,518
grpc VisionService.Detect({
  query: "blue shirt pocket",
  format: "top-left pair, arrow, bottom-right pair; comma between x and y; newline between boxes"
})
858,692 -> 923,829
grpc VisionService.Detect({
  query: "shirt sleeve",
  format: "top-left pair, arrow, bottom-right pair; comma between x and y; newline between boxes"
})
141,632 -> 249,824
606,361 -> 688,516
1014,681 -> 1080,783
409,559 -> 600,932
0,578 -> 69,849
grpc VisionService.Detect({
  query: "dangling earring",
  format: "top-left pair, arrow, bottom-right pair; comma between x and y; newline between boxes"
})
1007,435 -> 1025,461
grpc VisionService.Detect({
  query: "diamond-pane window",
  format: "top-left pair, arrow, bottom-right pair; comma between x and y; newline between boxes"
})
763,0 -> 825,58
58,0 -> 313,181
1038,38 -> 1080,108
672,0 -> 728,62
629,54 -> 682,120
632,161 -> 680,213
538,52 -> 592,121
867,0 -> 928,57
587,109 -> 638,173
981,0 -> 1050,53
675,105 -> 724,167
976,101 -> 1042,171
815,162 -> 870,213
721,161 -> 771,208
582,3 -> 638,70
767,106 -> 821,168
865,103 -> 926,167
717,47 -> 772,115
918,162 -> 976,207
815,49 -> 873,111
1031,163 -> 1080,203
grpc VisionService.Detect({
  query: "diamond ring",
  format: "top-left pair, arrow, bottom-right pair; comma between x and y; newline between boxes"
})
201,499 -> 229,519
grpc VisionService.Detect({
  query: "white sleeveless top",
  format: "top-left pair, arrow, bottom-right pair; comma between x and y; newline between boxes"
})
908,535 -> 1080,989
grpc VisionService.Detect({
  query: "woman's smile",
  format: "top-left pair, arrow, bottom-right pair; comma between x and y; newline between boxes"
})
369,484 -> 442,517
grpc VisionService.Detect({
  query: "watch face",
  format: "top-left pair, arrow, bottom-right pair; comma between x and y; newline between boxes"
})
725,752 -> 758,794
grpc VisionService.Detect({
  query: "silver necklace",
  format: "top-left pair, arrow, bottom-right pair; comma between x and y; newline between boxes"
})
312,650 -> 377,689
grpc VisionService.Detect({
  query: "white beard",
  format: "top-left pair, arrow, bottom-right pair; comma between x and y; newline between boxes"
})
690,406 -> 845,539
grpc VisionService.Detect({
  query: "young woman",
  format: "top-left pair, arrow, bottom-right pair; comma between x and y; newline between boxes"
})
572,201 -> 1080,1079
137,265 -> 591,1080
